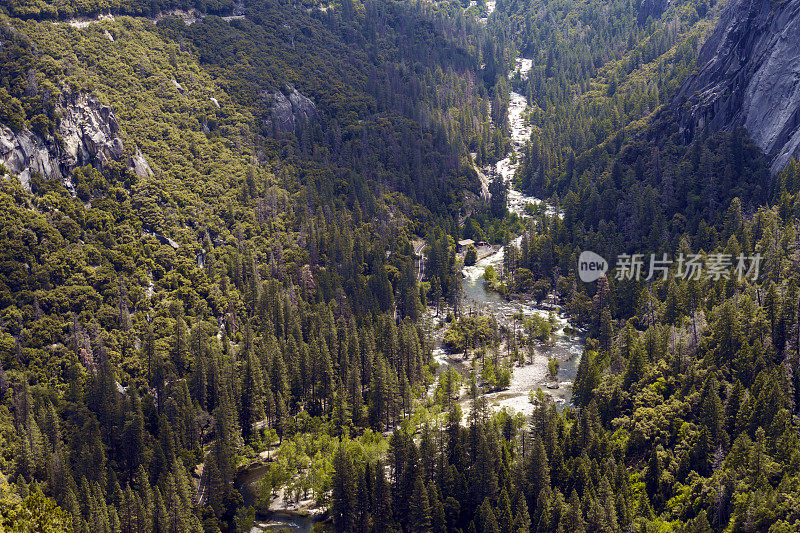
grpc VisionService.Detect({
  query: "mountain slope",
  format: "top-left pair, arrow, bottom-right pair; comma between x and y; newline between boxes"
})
675,0 -> 800,173
0,2 -> 504,529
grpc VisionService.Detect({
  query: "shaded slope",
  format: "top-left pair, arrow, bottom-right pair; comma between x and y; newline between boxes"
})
675,0 -> 800,173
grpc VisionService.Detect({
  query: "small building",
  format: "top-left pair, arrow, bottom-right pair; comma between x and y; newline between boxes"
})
457,239 -> 475,252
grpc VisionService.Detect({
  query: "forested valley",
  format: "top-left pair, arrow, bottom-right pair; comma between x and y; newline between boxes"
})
0,0 -> 799,530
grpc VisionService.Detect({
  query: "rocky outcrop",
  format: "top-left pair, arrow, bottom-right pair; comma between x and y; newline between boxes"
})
675,0 -> 800,173
129,149 -> 153,178
262,85 -> 317,136
0,91 -> 126,189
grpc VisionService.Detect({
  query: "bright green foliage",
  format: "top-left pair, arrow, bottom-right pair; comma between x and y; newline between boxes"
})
0,0 -> 799,529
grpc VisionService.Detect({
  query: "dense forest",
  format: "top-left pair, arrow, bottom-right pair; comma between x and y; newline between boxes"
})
0,0 -> 512,530
1,0 -> 239,20
0,0 -> 799,530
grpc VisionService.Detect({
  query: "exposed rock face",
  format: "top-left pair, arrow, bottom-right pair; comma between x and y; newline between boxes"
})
262,85 -> 317,136
129,149 -> 153,178
0,91 -> 126,189
675,0 -> 800,173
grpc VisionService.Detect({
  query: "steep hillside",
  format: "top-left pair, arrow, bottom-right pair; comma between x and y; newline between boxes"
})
0,0 -> 237,20
494,0 -> 717,196
675,0 -> 800,173
4,0 -> 800,530
0,1 -> 502,530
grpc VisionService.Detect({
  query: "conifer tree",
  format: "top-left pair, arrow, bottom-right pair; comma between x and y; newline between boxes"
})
332,378 -> 352,437
316,338 -> 335,410
497,489 -> 513,533
203,449 -> 225,517
478,497 -> 500,533
331,444 -> 357,532
528,434 -> 551,503
153,486 -> 168,533
241,348 -> 265,441
373,460 -> 394,533
408,474 -> 432,533
645,447 -> 662,507
512,490 -> 532,533
274,391 -> 288,444
430,483 -> 446,533
172,316 -> 189,375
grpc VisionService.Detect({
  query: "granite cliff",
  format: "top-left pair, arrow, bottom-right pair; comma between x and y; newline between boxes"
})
262,85 -> 317,137
675,0 -> 800,173
0,90 -> 151,189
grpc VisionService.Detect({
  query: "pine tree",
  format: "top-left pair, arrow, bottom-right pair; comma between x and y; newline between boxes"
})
370,356 -> 389,430
268,335 -> 290,400
241,348 -> 265,441
408,474 -> 432,533
489,174 -> 507,218
512,491 -> 532,533
153,486 -> 168,533
726,380 -> 745,436
430,484 -> 446,533
316,338 -> 335,410
373,460 -> 394,533
645,447 -> 662,507
171,316 -> 189,375
528,434 -> 550,502
597,476 -> 619,531
274,391 -> 288,444
122,390 -> 145,478
497,489 -> 513,533
623,341 -> 647,389
144,322 -> 156,389
331,444 -> 357,532
573,350 -> 601,407
478,497 -> 500,533
203,448 -> 225,517
332,378 -> 352,437
369,258 -> 395,313
399,371 -> 411,418
347,363 -> 365,428
533,486 -> 552,532
636,490 -> 654,520
686,509 -> 714,533
108,505 -> 121,533
701,377 -> 726,448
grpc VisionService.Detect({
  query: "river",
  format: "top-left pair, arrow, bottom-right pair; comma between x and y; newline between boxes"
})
451,244 -> 584,413
433,57 -> 584,417
238,57 -> 583,533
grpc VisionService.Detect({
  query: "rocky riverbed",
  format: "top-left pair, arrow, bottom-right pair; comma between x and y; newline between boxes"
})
429,56 -> 584,418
